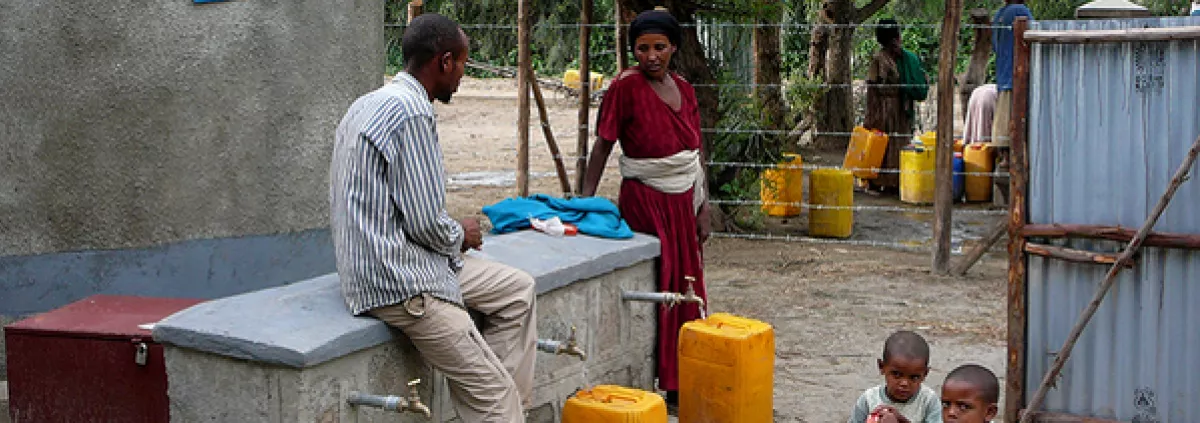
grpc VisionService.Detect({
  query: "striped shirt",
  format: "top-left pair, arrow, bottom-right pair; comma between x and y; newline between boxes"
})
330,72 -> 465,315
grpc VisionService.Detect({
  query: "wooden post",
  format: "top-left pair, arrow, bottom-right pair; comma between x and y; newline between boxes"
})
1023,243 -> 1133,268
516,0 -> 531,197
1021,224 -> 1200,250
932,0 -> 963,273
1004,16 -> 1030,423
406,0 -> 423,23
1019,133 -> 1200,423
576,0 -> 592,196
959,9 -> 993,116
951,218 -> 1008,276
615,1 -> 628,70
529,69 -> 573,195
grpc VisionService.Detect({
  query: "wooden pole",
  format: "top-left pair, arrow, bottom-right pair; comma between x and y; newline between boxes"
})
406,0 -> 423,23
951,218 -> 1007,276
1021,223 -> 1200,250
1004,16 -> 1031,423
529,69 -> 573,195
615,1 -> 628,71
932,0 -> 963,273
576,0 -> 592,196
1023,243 -> 1133,268
1019,133 -> 1200,423
516,0 -> 531,197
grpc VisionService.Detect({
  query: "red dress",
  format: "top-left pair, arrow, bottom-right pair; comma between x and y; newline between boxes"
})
597,70 -> 707,391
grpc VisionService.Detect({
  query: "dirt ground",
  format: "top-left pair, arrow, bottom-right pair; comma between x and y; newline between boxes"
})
437,77 -> 1011,422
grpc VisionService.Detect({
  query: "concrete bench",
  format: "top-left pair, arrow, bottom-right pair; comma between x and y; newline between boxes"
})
153,231 -> 661,423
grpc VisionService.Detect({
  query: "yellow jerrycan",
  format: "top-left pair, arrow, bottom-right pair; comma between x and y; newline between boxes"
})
679,313 -> 775,423
809,168 -> 854,238
760,153 -> 803,217
562,385 -> 667,423
843,126 -> 889,179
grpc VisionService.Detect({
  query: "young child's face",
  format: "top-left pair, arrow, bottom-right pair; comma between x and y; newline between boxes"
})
940,379 -> 998,423
876,355 -> 928,402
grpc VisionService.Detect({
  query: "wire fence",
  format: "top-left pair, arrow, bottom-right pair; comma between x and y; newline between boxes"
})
413,17 -> 1014,253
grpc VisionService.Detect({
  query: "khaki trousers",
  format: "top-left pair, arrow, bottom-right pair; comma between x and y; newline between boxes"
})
370,255 -> 537,423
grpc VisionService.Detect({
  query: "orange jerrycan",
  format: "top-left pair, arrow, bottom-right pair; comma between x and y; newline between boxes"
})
679,313 -> 775,423
964,143 -> 995,202
843,126 -> 888,179
759,153 -> 803,217
562,385 -> 667,423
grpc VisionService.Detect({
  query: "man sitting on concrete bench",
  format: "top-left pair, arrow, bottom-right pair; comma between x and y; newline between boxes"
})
328,13 -> 536,423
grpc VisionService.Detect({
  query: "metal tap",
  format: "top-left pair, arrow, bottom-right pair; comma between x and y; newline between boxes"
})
536,325 -> 587,361
347,378 -> 431,418
621,276 -> 704,309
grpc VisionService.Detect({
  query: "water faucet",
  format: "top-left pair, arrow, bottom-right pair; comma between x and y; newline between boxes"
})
679,276 -> 705,309
537,325 -> 588,361
620,276 -> 704,309
346,378 -> 431,418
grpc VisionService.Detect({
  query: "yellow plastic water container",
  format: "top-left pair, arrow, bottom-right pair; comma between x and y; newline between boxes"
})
563,69 -> 605,92
843,126 -> 889,179
809,168 -> 854,238
679,313 -> 775,423
760,153 -> 803,217
562,385 -> 667,423
899,144 -> 936,205
964,143 -> 995,202
918,131 -> 938,147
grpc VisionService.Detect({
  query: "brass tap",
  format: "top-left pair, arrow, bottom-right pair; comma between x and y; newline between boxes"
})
346,378 -> 430,418
680,276 -> 705,309
406,379 -> 430,418
560,326 -> 587,361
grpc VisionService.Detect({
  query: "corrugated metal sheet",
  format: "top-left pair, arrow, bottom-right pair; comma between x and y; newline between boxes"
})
1026,17 -> 1200,422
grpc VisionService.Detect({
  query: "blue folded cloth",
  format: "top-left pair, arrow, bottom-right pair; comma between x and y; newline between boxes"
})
482,194 -> 634,239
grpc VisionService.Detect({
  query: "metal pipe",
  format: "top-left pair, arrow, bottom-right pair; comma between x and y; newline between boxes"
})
346,379 -> 430,418
536,326 -> 587,361
621,291 -> 683,305
347,392 -> 407,411
620,276 -> 705,309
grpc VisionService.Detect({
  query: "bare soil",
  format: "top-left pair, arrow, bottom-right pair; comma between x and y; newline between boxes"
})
438,77 -> 1010,422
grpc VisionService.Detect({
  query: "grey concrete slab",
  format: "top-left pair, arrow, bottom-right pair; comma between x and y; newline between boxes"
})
470,232 -> 660,295
153,232 -> 660,368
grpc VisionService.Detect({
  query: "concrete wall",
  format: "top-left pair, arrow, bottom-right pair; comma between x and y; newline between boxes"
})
0,0 -> 382,367
153,232 -> 663,423
163,263 -> 657,423
0,0 -> 382,257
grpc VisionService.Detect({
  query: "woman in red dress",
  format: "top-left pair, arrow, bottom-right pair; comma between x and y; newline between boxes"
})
580,8 -> 710,404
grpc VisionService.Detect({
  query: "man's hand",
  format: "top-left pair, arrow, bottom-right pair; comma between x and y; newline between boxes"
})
696,203 -> 712,243
460,218 -> 483,252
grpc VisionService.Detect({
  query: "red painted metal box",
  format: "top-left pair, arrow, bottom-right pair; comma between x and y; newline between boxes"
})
4,295 -> 203,423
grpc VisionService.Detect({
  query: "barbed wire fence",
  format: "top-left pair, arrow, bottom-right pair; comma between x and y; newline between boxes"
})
388,12 -> 1014,262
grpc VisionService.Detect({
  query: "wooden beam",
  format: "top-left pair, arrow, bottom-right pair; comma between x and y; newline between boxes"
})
1004,16 -> 1031,423
932,0 -> 963,274
516,0 -> 531,197
1024,26 -> 1200,44
1024,243 -> 1132,268
406,0 -> 423,23
576,0 -> 592,196
952,219 -> 1008,276
1019,134 -> 1200,423
1022,223 -> 1200,250
1021,410 -> 1125,423
528,68 -> 573,195
615,1 -> 628,71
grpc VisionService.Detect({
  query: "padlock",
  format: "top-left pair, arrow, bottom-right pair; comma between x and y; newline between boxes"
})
135,342 -> 149,366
